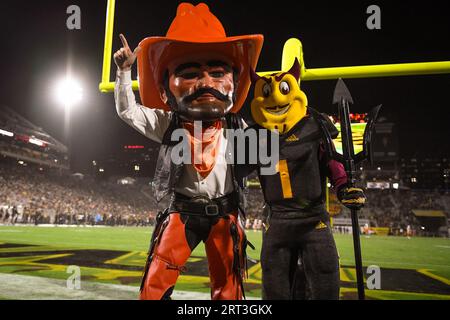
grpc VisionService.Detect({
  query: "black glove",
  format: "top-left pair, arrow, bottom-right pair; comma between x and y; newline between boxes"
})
337,185 -> 366,210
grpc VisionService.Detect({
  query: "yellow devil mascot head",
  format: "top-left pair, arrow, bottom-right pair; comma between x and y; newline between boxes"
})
249,58 -> 309,134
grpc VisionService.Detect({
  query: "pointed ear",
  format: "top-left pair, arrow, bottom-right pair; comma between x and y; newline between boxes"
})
249,66 -> 261,85
288,58 -> 300,81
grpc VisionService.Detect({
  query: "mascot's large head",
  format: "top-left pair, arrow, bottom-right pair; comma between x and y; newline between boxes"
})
137,2 -> 263,120
250,58 -> 308,134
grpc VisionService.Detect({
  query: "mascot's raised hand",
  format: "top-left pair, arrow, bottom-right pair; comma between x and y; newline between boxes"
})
113,34 -> 141,71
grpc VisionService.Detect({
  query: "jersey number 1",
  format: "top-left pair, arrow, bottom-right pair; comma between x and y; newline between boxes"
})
277,160 -> 293,199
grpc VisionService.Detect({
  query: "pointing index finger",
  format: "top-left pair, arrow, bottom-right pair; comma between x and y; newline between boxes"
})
119,33 -> 130,49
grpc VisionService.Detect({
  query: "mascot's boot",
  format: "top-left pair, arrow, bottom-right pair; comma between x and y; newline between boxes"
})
140,213 -> 191,300
205,213 -> 246,300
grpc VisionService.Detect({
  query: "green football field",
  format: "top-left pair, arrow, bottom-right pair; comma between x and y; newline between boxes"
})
0,225 -> 449,300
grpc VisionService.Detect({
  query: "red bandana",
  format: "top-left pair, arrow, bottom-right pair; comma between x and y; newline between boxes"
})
183,120 -> 222,178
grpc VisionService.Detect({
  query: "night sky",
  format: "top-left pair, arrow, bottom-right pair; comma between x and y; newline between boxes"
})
1,0 -> 449,173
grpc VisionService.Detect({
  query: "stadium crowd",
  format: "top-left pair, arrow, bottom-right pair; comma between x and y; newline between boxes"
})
0,160 -> 157,226
336,188 -> 449,236
0,159 -> 448,236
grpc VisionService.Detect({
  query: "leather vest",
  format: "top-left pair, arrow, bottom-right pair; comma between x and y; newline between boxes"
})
152,113 -> 248,212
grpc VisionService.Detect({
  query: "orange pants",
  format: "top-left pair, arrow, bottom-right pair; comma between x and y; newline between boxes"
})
140,212 -> 246,300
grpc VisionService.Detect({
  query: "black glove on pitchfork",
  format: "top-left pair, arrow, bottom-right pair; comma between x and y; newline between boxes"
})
337,185 -> 366,210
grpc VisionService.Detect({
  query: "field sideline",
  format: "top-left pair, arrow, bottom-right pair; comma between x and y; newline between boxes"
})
0,225 -> 449,300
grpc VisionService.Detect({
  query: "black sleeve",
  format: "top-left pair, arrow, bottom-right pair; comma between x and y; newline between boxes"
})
321,112 -> 339,139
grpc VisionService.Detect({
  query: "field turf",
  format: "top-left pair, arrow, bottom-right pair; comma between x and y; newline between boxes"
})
0,225 -> 449,300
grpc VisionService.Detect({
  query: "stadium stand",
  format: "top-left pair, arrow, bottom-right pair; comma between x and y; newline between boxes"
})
0,158 -> 157,227
0,107 -> 448,236
0,157 -> 448,235
0,105 -> 69,170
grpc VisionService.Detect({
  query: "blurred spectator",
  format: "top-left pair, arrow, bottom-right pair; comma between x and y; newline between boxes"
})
0,160 -> 156,226
1,159 -> 448,235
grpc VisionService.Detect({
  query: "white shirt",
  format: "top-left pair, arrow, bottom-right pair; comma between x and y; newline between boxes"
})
115,70 -> 234,198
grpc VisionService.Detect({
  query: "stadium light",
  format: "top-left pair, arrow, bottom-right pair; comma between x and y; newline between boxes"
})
29,138 -> 45,147
0,128 -> 14,137
54,76 -> 83,108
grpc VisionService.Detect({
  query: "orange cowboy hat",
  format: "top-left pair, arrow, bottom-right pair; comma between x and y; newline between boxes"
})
136,2 -> 264,112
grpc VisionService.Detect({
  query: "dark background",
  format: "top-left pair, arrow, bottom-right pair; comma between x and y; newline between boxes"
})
1,0 -> 449,173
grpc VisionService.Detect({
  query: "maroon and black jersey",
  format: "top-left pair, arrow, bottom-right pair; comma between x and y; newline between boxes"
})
243,113 -> 347,220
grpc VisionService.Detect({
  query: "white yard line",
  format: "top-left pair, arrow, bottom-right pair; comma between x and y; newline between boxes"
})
339,259 -> 450,269
0,273 -> 213,300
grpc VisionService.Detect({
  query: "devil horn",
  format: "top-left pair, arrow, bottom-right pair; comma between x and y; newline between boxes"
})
249,66 -> 261,84
288,58 -> 301,81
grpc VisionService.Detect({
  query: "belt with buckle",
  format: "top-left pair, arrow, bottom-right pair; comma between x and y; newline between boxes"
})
170,192 -> 239,217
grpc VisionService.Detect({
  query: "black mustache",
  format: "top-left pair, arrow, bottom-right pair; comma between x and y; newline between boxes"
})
183,88 -> 229,103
